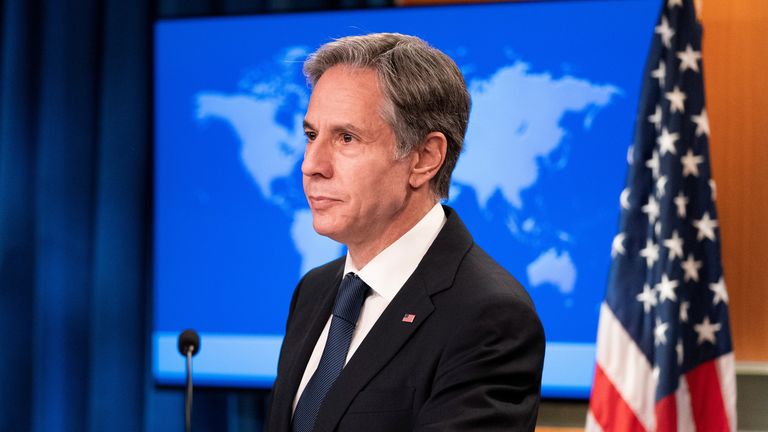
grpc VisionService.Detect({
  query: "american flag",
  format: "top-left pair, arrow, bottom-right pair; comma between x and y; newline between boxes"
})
587,0 -> 737,431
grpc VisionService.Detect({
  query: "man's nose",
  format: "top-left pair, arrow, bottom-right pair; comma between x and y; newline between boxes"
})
301,138 -> 333,179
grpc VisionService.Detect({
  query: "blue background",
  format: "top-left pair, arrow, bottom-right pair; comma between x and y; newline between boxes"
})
154,0 -> 660,397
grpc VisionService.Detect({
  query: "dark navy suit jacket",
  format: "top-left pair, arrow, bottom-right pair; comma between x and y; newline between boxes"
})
266,206 -> 545,432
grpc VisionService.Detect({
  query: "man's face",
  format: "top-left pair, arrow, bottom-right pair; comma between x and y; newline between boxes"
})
302,66 -> 413,247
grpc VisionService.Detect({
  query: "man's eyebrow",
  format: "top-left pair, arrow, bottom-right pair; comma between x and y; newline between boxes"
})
303,120 -> 365,136
332,123 -> 365,136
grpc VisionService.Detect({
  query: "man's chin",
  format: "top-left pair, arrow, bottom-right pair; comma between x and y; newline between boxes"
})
311,219 -> 344,243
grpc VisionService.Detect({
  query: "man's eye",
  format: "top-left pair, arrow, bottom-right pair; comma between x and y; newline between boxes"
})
305,131 -> 317,141
342,133 -> 353,143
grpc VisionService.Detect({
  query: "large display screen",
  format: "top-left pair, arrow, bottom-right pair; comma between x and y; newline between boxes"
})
154,0 -> 660,398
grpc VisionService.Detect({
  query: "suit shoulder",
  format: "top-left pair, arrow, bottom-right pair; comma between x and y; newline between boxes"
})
430,242 -> 543,345
454,243 -> 537,312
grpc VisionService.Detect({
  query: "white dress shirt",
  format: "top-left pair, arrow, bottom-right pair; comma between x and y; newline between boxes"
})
292,202 -> 447,412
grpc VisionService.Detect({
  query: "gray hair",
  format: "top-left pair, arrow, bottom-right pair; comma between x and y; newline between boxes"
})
303,33 -> 470,199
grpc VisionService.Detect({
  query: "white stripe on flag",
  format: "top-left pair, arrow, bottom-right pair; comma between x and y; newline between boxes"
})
716,353 -> 737,431
676,376 -> 695,432
595,302 -> 657,431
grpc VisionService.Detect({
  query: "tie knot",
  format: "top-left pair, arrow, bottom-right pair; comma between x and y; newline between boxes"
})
332,273 -> 368,324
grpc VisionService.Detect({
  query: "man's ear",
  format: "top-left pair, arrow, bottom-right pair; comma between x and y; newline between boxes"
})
409,132 -> 447,189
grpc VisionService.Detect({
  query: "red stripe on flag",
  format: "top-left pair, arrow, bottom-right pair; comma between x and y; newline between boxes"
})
590,364 -> 647,432
655,393 -> 677,432
686,359 -> 730,431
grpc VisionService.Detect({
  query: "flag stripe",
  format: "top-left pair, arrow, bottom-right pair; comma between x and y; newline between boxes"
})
675,377 -> 695,432
590,364 -> 647,432
685,359 -> 730,431
595,303 -> 656,431
655,394 -> 677,432
716,353 -> 737,431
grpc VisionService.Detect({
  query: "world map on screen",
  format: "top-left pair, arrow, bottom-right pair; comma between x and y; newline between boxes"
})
192,44 -> 621,344
196,50 -> 617,289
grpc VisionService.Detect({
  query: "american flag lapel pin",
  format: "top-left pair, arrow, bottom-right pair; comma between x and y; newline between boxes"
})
402,313 -> 416,323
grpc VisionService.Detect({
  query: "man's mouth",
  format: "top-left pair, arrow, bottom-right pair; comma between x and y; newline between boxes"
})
307,195 -> 342,210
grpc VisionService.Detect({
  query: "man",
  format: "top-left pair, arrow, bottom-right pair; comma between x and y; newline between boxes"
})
266,33 -> 545,432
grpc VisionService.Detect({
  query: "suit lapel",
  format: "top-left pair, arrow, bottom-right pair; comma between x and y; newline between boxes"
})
313,206 -> 474,432
272,263 -> 344,432
314,273 -> 434,432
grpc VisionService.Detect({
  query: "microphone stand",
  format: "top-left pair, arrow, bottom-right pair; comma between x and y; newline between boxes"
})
185,346 -> 194,432
178,329 -> 200,432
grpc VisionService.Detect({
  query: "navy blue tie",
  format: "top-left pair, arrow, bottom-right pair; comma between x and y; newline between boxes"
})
292,273 -> 368,432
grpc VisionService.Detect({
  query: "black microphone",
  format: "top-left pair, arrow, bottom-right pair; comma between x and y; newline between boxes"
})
178,329 -> 200,357
178,329 -> 201,432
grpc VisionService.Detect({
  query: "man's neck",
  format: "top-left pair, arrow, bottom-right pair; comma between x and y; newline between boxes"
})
346,199 -> 438,270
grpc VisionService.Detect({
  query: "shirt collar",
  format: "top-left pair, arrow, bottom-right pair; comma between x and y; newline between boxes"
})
343,203 -> 447,302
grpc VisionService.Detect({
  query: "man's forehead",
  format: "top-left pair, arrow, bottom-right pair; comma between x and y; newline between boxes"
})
311,65 -> 381,95
304,66 -> 386,127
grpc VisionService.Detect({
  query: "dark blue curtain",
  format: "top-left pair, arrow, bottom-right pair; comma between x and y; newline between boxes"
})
0,0 -> 388,431
0,0 -> 151,430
